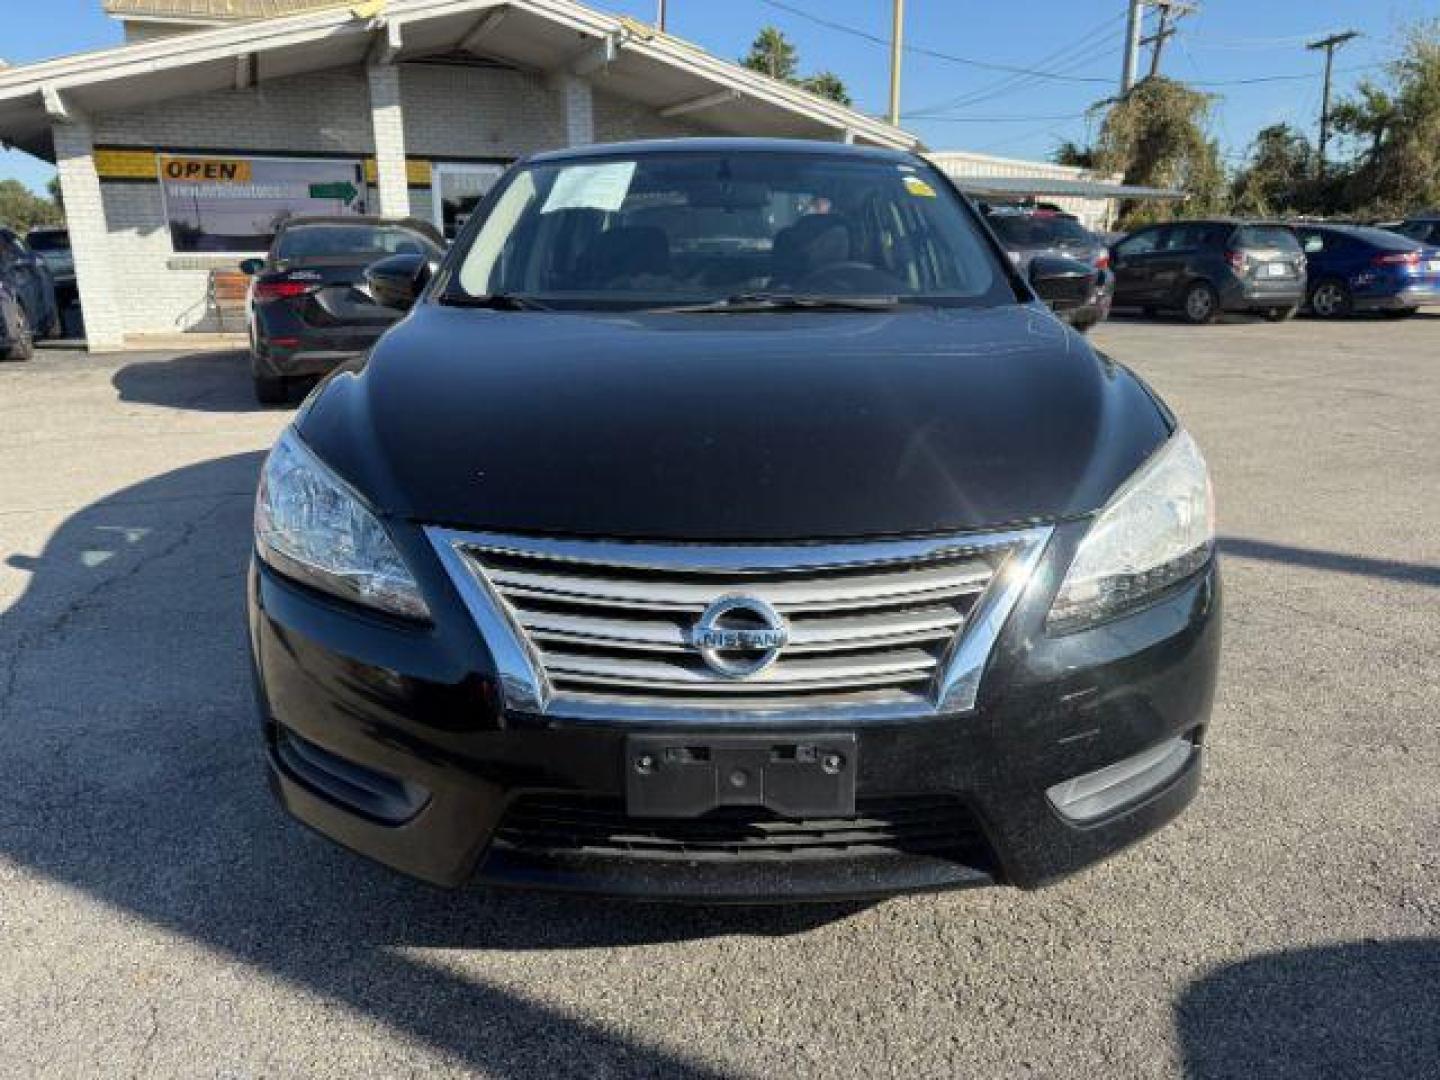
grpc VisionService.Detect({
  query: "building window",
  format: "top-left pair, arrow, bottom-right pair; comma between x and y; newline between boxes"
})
158,154 -> 368,253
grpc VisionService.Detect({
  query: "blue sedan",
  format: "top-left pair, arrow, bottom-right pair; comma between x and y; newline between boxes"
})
1294,223 -> 1440,318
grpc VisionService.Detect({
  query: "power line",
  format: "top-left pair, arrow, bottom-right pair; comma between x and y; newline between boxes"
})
911,17 -> 1129,116
757,0 -> 1115,83
905,112 -> 1093,123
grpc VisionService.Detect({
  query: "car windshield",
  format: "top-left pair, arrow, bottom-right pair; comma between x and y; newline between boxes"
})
276,225 -> 439,261
447,151 -> 1009,308
26,232 -> 69,252
987,214 -> 1092,246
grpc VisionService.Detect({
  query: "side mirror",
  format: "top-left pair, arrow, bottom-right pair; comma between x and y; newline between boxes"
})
1029,255 -> 1096,313
238,258 -> 264,275
365,253 -> 434,312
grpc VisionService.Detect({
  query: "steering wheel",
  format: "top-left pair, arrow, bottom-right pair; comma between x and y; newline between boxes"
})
794,262 -> 904,293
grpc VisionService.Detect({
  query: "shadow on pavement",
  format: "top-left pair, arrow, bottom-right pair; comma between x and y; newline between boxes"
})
0,452 -> 856,1075
1219,536 -> 1440,589
1176,939 -> 1440,1079
112,349 -> 317,413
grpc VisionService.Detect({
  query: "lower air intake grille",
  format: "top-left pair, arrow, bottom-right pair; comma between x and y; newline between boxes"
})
493,794 -> 990,864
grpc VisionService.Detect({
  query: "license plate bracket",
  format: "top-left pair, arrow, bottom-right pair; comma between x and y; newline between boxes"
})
625,733 -> 857,818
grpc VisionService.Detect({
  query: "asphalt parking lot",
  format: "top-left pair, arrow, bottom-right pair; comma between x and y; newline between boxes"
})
1,314 -> 1437,1078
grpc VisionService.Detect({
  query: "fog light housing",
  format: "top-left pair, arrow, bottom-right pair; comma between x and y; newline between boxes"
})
1046,735 -> 1195,824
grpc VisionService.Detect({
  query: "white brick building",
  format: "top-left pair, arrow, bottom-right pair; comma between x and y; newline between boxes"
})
0,0 -> 916,350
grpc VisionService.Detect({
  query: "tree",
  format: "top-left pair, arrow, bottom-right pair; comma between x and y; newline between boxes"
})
742,27 -> 799,83
1231,123 -> 1314,215
1091,76 -> 1226,223
741,26 -> 853,106
1051,140 -> 1096,169
1331,19 -> 1440,215
0,179 -> 63,233
800,71 -> 853,107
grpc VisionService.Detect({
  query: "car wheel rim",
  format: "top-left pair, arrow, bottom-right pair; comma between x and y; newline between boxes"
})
1314,285 -> 1341,316
1187,289 -> 1212,320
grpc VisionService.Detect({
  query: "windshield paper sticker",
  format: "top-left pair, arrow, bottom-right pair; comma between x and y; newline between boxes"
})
541,162 -> 637,214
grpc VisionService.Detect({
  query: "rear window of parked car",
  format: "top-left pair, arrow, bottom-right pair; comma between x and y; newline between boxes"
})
1235,226 -> 1301,252
986,214 -> 1092,246
26,231 -> 69,252
276,225 -> 440,261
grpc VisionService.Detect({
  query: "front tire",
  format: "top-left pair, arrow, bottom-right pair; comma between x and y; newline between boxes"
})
4,307 -> 34,361
1309,279 -> 1353,319
1181,281 -> 1220,325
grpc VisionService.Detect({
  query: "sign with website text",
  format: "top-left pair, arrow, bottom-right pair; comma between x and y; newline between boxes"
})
159,156 -> 254,184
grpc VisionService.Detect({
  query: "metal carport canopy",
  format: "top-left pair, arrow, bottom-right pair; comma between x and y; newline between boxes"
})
951,176 -> 1186,201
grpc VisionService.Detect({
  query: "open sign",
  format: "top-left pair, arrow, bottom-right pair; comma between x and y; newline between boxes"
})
160,156 -> 253,183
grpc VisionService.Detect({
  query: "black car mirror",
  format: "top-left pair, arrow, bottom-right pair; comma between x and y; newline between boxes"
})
238,258 -> 264,275
1029,255 -> 1096,313
365,253 -> 434,312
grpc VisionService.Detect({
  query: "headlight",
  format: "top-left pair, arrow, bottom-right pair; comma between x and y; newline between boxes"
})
1048,430 -> 1214,634
255,428 -> 430,620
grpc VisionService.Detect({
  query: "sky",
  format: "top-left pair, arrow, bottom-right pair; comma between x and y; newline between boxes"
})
0,0 -> 1430,194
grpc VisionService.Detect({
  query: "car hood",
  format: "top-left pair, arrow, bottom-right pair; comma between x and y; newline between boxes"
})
299,304 -> 1170,541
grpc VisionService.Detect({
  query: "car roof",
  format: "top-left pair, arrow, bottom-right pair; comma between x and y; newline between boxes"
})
526,137 -> 917,166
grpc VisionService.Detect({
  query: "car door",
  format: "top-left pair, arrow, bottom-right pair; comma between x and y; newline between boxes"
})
1147,223 -> 1205,303
1110,227 -> 1163,304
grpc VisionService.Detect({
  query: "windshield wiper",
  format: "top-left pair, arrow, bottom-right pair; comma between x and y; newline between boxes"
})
436,291 -> 552,311
651,292 -> 902,314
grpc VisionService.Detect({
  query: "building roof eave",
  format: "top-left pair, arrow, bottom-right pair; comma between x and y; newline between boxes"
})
0,0 -> 919,161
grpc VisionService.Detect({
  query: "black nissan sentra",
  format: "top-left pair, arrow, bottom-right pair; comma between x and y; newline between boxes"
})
249,139 -> 1220,901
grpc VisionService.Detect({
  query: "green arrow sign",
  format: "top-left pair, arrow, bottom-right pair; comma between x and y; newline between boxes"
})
309,181 -> 359,203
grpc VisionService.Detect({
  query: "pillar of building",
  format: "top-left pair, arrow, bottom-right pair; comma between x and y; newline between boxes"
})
554,74 -> 595,146
367,62 -> 410,218
52,118 -> 125,352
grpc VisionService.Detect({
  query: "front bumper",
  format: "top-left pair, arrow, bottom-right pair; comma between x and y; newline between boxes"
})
249,523 -> 1221,901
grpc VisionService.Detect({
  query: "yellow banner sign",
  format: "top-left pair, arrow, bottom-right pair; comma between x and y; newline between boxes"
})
159,156 -> 254,184
94,148 -> 158,180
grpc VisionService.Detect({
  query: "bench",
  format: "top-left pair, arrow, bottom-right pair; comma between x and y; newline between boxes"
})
208,269 -> 251,333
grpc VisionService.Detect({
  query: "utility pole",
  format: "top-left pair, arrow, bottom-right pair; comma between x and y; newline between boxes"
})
655,0 -> 666,32
1308,30 -> 1359,180
1145,1 -> 1194,78
888,0 -> 904,126
1121,0 -> 1143,93
1122,0 -> 1195,91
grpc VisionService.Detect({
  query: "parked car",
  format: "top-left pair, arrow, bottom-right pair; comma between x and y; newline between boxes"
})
983,207 -> 1113,331
1390,212 -> 1440,246
1293,223 -> 1440,318
25,227 -> 74,298
249,138 -> 1220,900
0,227 -> 60,357
240,215 -> 444,404
1110,219 -> 1306,323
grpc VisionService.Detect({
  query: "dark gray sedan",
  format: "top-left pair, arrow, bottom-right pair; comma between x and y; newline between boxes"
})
984,208 -> 1113,331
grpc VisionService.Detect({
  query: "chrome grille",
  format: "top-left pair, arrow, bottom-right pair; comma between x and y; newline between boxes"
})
427,528 -> 1053,721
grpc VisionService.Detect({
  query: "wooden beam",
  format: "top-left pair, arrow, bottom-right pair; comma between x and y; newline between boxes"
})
367,19 -> 403,66
570,33 -> 619,77
658,88 -> 740,118
42,85 -> 71,123
458,6 -> 508,54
